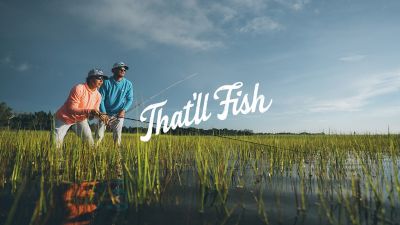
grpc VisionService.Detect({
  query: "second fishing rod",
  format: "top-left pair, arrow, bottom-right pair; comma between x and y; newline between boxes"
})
96,112 -> 294,152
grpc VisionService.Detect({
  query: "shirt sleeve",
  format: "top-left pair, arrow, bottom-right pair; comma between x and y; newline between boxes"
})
123,82 -> 133,111
95,93 -> 101,111
66,85 -> 90,115
99,84 -> 106,113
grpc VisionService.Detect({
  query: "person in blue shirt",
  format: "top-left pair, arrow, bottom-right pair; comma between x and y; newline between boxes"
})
95,62 -> 133,146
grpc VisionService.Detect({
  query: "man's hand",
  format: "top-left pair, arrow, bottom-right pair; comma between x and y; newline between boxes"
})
89,109 -> 100,118
118,110 -> 125,118
98,113 -> 110,125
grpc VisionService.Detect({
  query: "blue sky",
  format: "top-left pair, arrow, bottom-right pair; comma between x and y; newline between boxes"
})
1,0 -> 400,133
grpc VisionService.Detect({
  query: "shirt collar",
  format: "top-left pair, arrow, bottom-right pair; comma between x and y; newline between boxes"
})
84,83 -> 96,93
112,76 -> 125,83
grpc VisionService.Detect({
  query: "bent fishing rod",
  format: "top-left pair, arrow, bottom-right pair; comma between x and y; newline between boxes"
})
128,73 -> 198,112
100,72 -> 292,151
99,72 -> 199,127
98,72 -> 198,126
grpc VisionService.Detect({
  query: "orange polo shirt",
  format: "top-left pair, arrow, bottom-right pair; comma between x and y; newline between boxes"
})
56,83 -> 101,124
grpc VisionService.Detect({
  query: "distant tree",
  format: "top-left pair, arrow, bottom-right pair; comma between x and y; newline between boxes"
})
9,111 -> 53,130
0,102 -> 13,127
33,111 -> 52,130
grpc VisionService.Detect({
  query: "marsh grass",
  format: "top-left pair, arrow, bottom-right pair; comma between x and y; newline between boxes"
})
0,130 -> 399,225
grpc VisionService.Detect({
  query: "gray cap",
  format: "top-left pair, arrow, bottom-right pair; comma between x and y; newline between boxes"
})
112,62 -> 129,70
87,68 -> 108,79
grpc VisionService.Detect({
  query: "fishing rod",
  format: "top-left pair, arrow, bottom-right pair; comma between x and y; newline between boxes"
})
101,72 -> 292,151
105,114 -> 293,151
99,72 -> 199,127
114,116 -> 157,126
127,73 -> 198,113
212,134 -> 294,151
98,72 -> 199,127
99,73 -> 199,127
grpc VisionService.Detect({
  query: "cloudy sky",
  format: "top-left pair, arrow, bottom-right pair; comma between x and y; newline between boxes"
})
1,0 -> 400,133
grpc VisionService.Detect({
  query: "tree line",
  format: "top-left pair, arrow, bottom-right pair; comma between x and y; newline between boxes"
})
122,127 -> 255,136
0,102 -> 256,135
0,102 -> 326,136
0,102 -> 53,130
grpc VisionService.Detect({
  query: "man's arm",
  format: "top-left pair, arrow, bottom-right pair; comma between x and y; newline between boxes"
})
99,84 -> 107,113
122,82 -> 133,112
118,82 -> 133,118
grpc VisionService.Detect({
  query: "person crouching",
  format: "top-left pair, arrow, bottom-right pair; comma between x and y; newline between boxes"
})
54,69 -> 109,148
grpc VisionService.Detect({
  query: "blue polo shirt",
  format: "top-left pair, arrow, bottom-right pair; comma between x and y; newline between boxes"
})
99,77 -> 133,115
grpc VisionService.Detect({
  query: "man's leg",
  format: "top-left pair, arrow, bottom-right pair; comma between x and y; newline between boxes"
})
54,119 -> 72,149
74,119 -> 95,146
111,118 -> 124,146
95,120 -> 106,145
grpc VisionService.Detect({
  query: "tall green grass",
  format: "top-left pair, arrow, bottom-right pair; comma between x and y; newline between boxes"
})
0,130 -> 399,224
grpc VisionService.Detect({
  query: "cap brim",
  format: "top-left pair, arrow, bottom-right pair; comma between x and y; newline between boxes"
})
113,66 -> 129,70
88,75 -> 109,80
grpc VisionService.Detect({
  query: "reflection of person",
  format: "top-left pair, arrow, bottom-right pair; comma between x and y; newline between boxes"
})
63,181 -> 98,225
96,62 -> 133,146
55,69 -> 108,148
62,180 -> 126,224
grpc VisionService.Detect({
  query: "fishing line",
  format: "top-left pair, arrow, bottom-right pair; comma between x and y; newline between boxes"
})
103,73 -> 199,128
112,115 -> 294,151
81,70 -> 290,150
117,116 -> 157,126
212,134 -> 294,151
127,73 -> 198,113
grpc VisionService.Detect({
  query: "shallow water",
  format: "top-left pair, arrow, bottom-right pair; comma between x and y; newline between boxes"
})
1,162 -> 399,225
1,132 -> 400,225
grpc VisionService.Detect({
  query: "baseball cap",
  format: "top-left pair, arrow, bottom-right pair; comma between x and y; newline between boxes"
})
87,68 -> 109,80
112,62 -> 129,70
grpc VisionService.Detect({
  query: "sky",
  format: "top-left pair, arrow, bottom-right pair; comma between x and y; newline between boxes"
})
1,0 -> 400,134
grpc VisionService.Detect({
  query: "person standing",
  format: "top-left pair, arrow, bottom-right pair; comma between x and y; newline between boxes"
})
96,62 -> 133,146
55,69 -> 108,148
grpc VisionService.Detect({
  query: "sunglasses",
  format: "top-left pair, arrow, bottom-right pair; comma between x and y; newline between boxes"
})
119,68 -> 126,72
94,76 -> 104,81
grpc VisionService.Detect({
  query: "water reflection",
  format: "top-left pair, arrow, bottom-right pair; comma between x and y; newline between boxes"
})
2,168 -> 400,225
63,181 -> 98,225
1,151 -> 400,225
62,180 -> 126,225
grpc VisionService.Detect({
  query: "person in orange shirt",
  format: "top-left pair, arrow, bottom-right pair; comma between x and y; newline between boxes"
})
55,69 -> 109,148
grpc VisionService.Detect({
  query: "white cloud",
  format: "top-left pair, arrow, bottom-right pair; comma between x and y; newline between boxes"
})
209,3 -> 237,23
16,63 -> 30,72
66,0 -> 308,49
1,56 -> 11,64
230,0 -> 268,11
339,54 -> 367,62
69,0 -> 223,50
239,16 -> 282,33
310,70 -> 400,112
273,0 -> 311,11
364,106 -> 400,117
1,56 -> 31,72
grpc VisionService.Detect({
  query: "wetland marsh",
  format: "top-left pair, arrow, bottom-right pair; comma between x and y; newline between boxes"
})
0,130 -> 399,225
